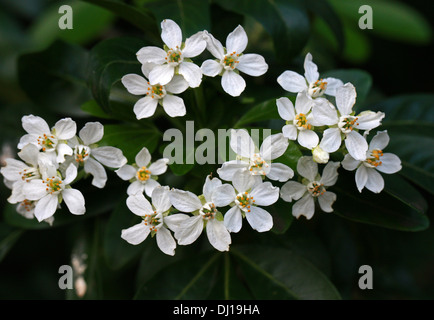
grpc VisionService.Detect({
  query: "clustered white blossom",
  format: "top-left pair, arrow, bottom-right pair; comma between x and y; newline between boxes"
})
1,20 -> 403,258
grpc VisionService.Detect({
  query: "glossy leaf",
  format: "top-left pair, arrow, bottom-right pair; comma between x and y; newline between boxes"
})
0,223 -> 24,263
234,97 -> 287,128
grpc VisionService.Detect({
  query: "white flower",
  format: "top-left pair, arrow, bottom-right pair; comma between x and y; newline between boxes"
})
312,145 -> 330,164
168,176 -> 231,252
214,170 -> 279,233
136,19 -> 206,88
121,186 -> 177,256
217,129 -> 293,182
17,115 -> 76,164
201,26 -> 268,97
115,147 -> 169,197
21,161 -> 85,222
64,122 -> 127,188
277,52 -> 343,98
341,130 -> 402,193
280,156 -> 340,220
121,63 -> 189,119
315,83 -> 385,160
276,92 -> 323,150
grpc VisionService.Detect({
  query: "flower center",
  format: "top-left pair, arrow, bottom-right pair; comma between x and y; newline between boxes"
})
37,133 -> 57,152
235,192 -> 254,213
74,145 -> 91,163
137,166 -> 151,182
307,181 -> 325,197
19,167 -> 40,182
44,176 -> 63,195
308,79 -> 327,98
165,47 -> 183,64
222,52 -> 239,70
200,202 -> 217,220
365,149 -> 383,168
293,113 -> 312,131
20,199 -> 36,212
143,211 -> 162,232
146,82 -> 166,100
249,153 -> 269,175
338,116 -> 359,133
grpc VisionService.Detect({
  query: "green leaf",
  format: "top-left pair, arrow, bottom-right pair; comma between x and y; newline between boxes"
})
98,124 -> 161,163
328,0 -> 432,44
213,0 -> 310,62
80,100 -> 112,119
234,97 -> 285,128
144,0 -> 211,38
368,94 -> 434,194
231,245 -> 341,299
17,40 -> 91,117
333,171 -> 429,232
0,223 -> 24,263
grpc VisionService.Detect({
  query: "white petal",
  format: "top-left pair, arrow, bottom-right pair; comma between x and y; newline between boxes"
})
369,130 -> 390,151
169,189 -> 202,213
84,157 -> 107,188
156,227 -> 176,256
62,188 -> 85,215
292,193 -> 315,220
144,179 -> 160,198
126,193 -> 153,216
206,220 -> 231,251
246,206 -> 273,232
34,194 -> 58,222
121,222 -> 150,245
341,154 -> 360,171
323,77 -> 344,96
277,71 -> 307,93
148,158 -> 169,175
280,181 -> 306,202
63,163 -> 78,185
21,115 -> 50,135
250,181 -> 279,206
335,83 -> 356,116
135,147 -> 151,167
296,156 -> 318,181
294,91 -> 314,115
303,53 -> 319,84
266,163 -> 294,182
365,168 -> 384,193
127,180 -> 145,196
282,124 -> 297,140
54,118 -> 76,140
221,70 -> 246,97
162,95 -> 186,117
79,122 -> 104,145
311,99 -> 339,126
182,31 -> 207,58
164,213 -> 190,233
212,184 -> 236,207
151,186 -> 172,213
133,96 -> 159,119
202,176 -> 223,203
149,64 -> 175,86
226,25 -> 248,54
318,191 -> 337,212
260,133 -> 289,161
22,180 -> 47,201
201,59 -> 223,77
232,169 -> 256,193
175,215 -> 203,245
161,19 -> 182,49
17,134 -> 37,150
230,129 -> 255,159
203,30 -> 224,59
320,161 -> 340,187
164,75 -> 189,94
236,53 -> 268,76
0,159 -> 27,181
178,61 -> 202,88
319,128 -> 342,153
297,130 -> 319,150
91,146 -> 127,168
216,160 -> 248,181
17,144 -> 40,167
115,164 -> 136,181
141,62 -> 156,79
276,97 -> 295,121
345,131 -> 368,161
376,153 -> 401,174
224,206 -> 242,233
121,74 -> 149,95
356,111 -> 385,131
355,165 -> 369,192
56,143 -> 73,163
136,46 -> 167,64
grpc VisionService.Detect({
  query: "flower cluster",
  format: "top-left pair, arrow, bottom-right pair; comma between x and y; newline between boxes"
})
1,115 -> 127,223
122,19 -> 268,119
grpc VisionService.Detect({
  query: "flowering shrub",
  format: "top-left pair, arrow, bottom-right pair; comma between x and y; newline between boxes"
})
0,0 -> 432,300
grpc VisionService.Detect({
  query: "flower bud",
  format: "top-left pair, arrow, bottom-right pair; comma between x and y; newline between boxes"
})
312,146 -> 329,164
